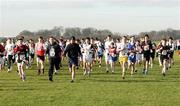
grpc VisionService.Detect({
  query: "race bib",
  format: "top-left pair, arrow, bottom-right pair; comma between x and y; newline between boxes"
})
162,50 -> 167,55
50,48 -> 55,57
30,49 -> 35,54
112,53 -> 117,57
19,54 -> 25,60
144,45 -> 149,51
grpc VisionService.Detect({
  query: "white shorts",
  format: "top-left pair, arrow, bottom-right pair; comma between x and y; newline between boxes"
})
83,55 -> 93,63
136,54 -> 141,61
0,57 -> 4,65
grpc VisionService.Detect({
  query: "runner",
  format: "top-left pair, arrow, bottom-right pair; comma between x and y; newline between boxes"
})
5,38 -> 15,72
14,38 -> 29,81
109,42 -> 117,73
104,35 -> 114,73
82,37 -> 93,76
167,37 -> 175,68
127,36 -> 136,75
118,36 -> 128,79
141,34 -> 153,75
28,39 -> 35,67
64,36 -> 82,83
46,37 -> 61,81
135,40 -> 143,66
150,42 -> 156,68
97,40 -> 104,67
35,37 -> 46,75
157,39 -> 170,76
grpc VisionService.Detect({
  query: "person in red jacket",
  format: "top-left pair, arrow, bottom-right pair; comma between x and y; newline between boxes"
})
14,38 -> 29,81
35,37 -> 46,75
0,43 -> 5,70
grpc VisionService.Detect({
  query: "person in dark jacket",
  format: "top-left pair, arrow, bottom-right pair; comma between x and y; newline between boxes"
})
64,36 -> 82,83
46,36 -> 61,81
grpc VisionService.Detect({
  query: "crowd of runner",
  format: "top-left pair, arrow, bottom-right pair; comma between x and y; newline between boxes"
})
0,34 -> 179,82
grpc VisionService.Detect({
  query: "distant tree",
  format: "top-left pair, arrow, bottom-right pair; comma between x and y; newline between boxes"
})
63,27 -> 82,37
19,30 -> 33,36
17,27 -> 180,41
50,26 -> 64,36
82,27 -> 97,37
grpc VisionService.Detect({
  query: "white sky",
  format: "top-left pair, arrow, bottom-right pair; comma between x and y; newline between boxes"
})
0,0 -> 180,36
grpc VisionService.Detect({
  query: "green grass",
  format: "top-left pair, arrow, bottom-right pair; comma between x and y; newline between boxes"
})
0,52 -> 180,106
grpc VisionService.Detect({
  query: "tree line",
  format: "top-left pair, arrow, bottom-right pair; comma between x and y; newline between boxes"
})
1,27 -> 180,42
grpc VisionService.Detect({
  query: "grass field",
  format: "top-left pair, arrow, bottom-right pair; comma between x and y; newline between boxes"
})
0,52 -> 180,106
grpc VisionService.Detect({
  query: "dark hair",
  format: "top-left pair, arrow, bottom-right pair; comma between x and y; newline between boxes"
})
169,37 -> 173,40
29,39 -> 33,41
76,39 -> 80,43
116,38 -> 120,41
90,37 -> 94,40
86,37 -> 90,41
136,40 -> 140,43
144,34 -> 149,38
17,36 -> 24,41
39,36 -> 43,40
111,42 -> 115,45
49,36 -> 55,39
17,38 -> 23,41
122,36 -> 127,39
70,36 -> 76,41
107,35 -> 111,37
162,38 -> 167,42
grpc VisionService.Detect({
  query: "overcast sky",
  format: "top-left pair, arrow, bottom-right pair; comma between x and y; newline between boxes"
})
0,0 -> 180,37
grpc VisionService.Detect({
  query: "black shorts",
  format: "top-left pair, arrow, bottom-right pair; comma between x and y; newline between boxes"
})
169,51 -> 174,58
150,50 -> 155,59
178,46 -> 180,50
7,55 -> 13,61
160,55 -> 169,63
68,57 -> 78,68
49,57 -> 60,71
143,51 -> 151,62
30,53 -> 35,59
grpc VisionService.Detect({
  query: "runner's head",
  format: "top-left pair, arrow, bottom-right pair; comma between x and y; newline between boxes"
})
38,36 -> 44,43
81,38 -> 85,44
49,36 -> 55,44
130,36 -> 135,42
110,42 -> 115,48
135,40 -> 140,45
85,37 -> 90,44
140,37 -> 144,42
17,37 -> 23,45
29,39 -> 34,43
6,38 -> 12,44
70,36 -> 76,44
162,38 -> 167,46
116,38 -> 120,43
76,39 -> 81,44
168,37 -> 173,42
107,35 -> 112,41
90,37 -> 94,44
121,36 -> 127,43
144,34 -> 149,42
